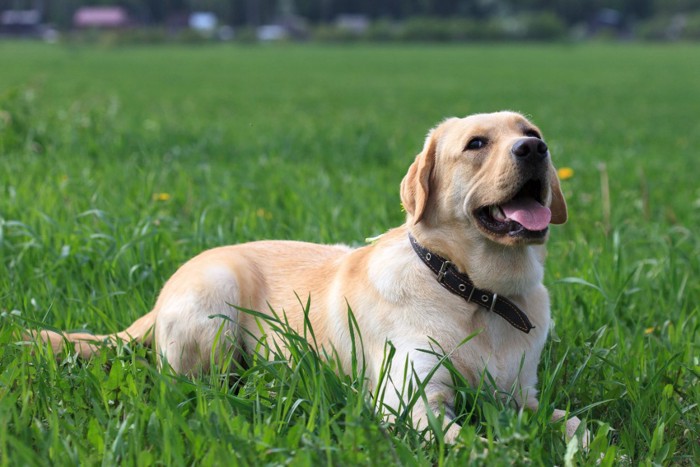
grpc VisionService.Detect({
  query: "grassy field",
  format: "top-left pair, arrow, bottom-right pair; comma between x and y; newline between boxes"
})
0,41 -> 698,465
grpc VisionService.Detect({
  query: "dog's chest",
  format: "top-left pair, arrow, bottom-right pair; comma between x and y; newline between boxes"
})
450,305 -> 547,388
363,238 -> 549,392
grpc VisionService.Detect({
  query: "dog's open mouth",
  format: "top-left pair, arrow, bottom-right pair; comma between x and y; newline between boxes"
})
475,179 -> 550,239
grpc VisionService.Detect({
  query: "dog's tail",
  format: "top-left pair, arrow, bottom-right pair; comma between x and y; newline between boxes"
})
24,309 -> 157,358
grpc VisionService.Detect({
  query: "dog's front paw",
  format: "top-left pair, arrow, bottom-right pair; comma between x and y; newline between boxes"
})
443,423 -> 462,444
564,415 -> 590,449
551,409 -> 590,449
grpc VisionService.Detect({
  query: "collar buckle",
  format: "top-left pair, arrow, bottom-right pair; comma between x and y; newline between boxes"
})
436,260 -> 452,283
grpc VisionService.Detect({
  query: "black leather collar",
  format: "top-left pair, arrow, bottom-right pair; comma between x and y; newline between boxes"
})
408,233 -> 534,333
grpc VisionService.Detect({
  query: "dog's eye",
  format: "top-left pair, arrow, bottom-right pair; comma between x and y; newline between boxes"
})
465,137 -> 488,151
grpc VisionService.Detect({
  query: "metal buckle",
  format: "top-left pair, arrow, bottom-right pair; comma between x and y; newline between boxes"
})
437,261 -> 452,283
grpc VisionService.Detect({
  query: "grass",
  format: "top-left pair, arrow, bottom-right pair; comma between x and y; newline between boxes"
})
1,41 -> 698,465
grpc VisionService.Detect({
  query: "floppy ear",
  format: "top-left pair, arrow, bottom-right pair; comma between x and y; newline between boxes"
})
400,128 -> 439,224
549,168 -> 568,224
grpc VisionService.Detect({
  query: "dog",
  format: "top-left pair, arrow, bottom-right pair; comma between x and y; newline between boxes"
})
28,111 -> 587,445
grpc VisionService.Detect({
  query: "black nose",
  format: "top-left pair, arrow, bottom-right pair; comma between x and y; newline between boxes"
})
511,138 -> 548,161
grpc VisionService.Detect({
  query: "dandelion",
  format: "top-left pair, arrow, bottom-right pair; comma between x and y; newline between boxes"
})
153,192 -> 171,201
644,326 -> 655,335
558,167 -> 574,180
256,208 -> 272,220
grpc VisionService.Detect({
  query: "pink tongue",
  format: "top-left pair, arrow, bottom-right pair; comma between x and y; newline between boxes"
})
501,197 -> 551,231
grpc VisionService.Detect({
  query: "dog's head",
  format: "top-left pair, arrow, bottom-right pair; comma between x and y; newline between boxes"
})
400,111 -> 567,246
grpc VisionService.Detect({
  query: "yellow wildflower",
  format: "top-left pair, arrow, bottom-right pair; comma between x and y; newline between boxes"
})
153,192 -> 171,201
256,208 -> 272,220
644,326 -> 655,335
557,167 -> 574,180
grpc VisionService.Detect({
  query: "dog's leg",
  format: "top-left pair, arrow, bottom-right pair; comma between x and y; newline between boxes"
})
413,381 -> 463,443
154,264 -> 242,375
526,401 -> 590,448
552,408 -> 590,448
378,348 -> 462,443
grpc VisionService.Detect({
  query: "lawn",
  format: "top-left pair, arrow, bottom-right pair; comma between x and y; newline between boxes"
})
0,41 -> 698,465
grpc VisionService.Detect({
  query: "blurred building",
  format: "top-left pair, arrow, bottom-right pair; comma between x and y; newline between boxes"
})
73,6 -> 129,29
0,9 -> 41,36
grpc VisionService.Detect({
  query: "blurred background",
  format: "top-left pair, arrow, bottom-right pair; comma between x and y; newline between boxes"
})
1,0 -> 699,44
1,1 -> 699,465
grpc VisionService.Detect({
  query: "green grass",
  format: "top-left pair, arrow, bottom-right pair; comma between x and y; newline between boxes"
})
1,41 -> 698,465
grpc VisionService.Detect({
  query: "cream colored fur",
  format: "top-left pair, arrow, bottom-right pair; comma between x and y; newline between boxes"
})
28,111 -> 588,445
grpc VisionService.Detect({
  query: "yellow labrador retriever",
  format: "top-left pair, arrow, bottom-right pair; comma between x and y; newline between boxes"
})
29,111 -> 587,444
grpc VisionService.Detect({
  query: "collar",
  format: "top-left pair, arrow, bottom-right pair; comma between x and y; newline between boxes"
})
408,233 -> 534,333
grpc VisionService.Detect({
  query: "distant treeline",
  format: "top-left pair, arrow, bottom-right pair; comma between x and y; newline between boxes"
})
7,0 -> 699,29
3,0 -> 700,42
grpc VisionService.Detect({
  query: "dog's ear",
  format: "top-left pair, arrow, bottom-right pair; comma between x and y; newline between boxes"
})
400,128 -> 439,224
549,168 -> 568,224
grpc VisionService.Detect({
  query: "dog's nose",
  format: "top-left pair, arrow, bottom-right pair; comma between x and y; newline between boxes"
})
511,138 -> 548,162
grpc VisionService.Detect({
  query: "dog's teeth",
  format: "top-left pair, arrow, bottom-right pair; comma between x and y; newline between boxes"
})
490,205 -> 506,221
